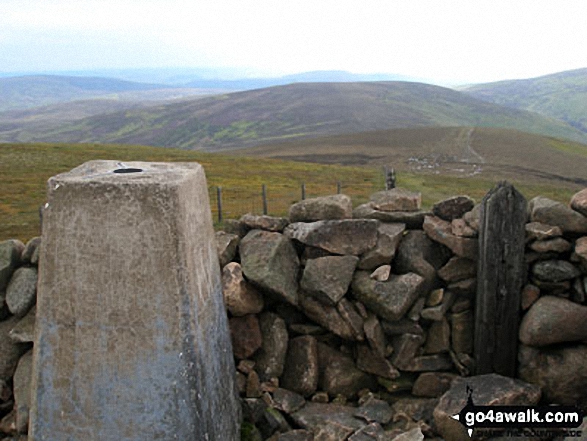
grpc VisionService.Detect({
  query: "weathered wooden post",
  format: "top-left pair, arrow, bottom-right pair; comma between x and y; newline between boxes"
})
384,166 -> 396,190
30,161 -> 241,440
301,183 -> 306,200
262,184 -> 268,215
337,181 -> 342,194
474,181 -> 527,377
217,186 -> 223,223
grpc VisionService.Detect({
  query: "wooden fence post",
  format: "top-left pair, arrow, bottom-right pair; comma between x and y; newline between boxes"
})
262,184 -> 268,215
337,181 -> 342,194
216,186 -> 223,223
474,181 -> 527,377
301,183 -> 306,200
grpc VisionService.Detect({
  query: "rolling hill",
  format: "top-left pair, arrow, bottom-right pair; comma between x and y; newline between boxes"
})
462,68 -> 587,134
2,81 -> 587,148
237,126 -> 587,187
0,75 -> 211,111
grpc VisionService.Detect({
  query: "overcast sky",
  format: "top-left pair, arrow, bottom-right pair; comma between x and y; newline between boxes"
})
1,0 -> 586,84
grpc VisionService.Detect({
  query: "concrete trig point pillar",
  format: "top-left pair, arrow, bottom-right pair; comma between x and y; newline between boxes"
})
30,161 -> 241,440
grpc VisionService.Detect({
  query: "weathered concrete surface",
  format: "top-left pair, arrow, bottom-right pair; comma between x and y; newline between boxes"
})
30,161 -> 240,440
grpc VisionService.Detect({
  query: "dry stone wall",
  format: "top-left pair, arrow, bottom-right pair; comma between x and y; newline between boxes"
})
1,186 -> 587,440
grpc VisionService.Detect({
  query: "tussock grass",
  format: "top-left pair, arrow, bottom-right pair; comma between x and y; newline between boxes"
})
0,142 -> 577,242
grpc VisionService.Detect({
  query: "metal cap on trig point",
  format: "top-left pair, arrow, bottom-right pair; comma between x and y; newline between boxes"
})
30,160 -> 241,440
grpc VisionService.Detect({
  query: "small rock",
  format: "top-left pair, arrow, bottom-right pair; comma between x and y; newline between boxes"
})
246,370 -> 263,398
284,220 -> 378,256
363,314 -> 387,358
353,203 -> 430,229
349,423 -> 386,441
255,312 -> 289,380
354,397 -> 392,425
433,196 -> 475,221
289,194 -> 352,222
532,260 -> 580,283
370,265 -> 391,282
390,427 -> 424,441
352,271 -> 425,322
530,196 -> 587,234
300,255 -> 358,305
391,334 -> 425,370
451,218 -> 477,238
402,354 -> 453,372
529,237 -> 572,253
13,350 -> 32,434
407,297 -> 426,321
424,318 -> 451,354
240,230 -> 300,306
230,315 -> 263,360
420,291 -> 455,321
356,344 -> 399,379
311,392 -> 329,403
570,188 -> 587,217
6,267 -> 37,317
21,237 -> 41,265
317,343 -> 376,398
463,204 -> 481,231
450,310 -> 474,354
291,402 -> 365,433
281,336 -> 319,397
437,257 -> 476,283
336,299 -> 365,341
412,372 -> 457,398
423,216 -> 478,260
0,316 -> 29,380
525,222 -> 563,240
222,262 -> 264,316
370,188 -> 421,212
9,306 -> 36,343
575,236 -> 587,271
377,374 -> 416,393
0,239 -> 24,292
299,293 -> 357,340
433,374 -> 541,441
392,397 -> 438,426
240,214 -> 289,232
277,430 -> 314,441
426,288 -> 444,307
520,284 -> 540,310
223,219 -> 248,238
272,388 -> 306,414
447,278 -> 477,296
358,223 -> 405,270
519,296 -> 587,346
381,319 -> 424,337
216,231 -> 239,268
518,344 -> 587,408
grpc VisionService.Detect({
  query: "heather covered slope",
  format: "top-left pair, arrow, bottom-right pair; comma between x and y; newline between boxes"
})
3,81 -> 586,148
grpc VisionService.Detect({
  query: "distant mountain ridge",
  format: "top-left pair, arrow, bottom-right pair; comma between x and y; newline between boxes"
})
3,81 -> 586,147
462,68 -> 587,134
0,75 -> 208,111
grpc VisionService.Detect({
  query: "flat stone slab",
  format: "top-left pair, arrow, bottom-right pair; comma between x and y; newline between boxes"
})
289,194 -> 352,222
370,188 -> 422,212
30,160 -> 240,441
284,219 -> 378,255
530,196 -> 587,234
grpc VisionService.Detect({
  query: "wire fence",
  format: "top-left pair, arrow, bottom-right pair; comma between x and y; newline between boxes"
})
207,180 -> 385,223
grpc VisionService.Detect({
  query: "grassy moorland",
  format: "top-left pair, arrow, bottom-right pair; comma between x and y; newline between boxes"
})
1,142 -> 581,242
2,81 -> 586,148
239,126 -> 587,187
462,68 -> 587,134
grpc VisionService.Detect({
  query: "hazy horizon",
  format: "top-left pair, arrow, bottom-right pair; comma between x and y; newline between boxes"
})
1,0 -> 587,85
